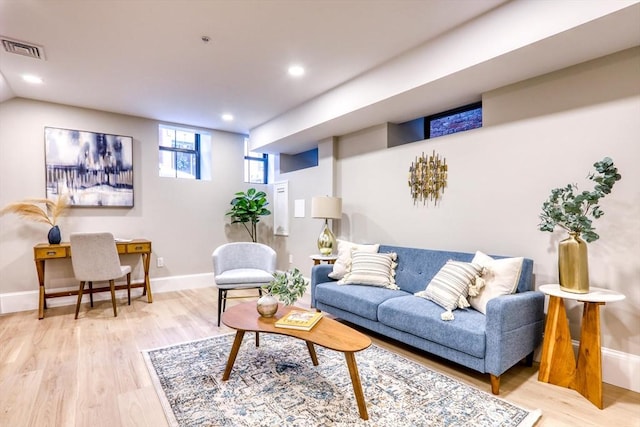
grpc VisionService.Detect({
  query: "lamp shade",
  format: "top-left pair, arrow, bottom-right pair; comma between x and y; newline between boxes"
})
311,196 -> 342,219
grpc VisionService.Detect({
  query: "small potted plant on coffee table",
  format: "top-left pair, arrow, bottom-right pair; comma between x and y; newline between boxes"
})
257,268 -> 308,317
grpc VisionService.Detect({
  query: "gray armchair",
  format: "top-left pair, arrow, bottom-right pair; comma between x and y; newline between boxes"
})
212,242 -> 277,326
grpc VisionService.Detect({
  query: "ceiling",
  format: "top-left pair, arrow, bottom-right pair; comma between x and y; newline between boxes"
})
1,1 -> 639,154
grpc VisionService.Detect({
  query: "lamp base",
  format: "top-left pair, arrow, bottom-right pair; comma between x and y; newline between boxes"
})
317,220 -> 336,256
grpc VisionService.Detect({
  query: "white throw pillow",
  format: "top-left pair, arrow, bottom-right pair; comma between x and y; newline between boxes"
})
415,260 -> 484,320
338,251 -> 399,289
328,240 -> 380,280
468,251 -> 524,314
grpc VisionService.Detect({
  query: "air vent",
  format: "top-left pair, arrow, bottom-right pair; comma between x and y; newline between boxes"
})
1,36 -> 46,60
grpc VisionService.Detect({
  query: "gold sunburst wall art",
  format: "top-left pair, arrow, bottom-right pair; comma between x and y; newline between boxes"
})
408,150 -> 448,205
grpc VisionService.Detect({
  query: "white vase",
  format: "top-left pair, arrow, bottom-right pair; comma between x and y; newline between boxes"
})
256,294 -> 278,317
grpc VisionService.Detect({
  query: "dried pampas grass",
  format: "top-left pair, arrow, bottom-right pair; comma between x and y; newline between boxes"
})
0,194 -> 69,227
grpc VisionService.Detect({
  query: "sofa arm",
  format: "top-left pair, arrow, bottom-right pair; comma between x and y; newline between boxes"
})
310,264 -> 336,307
484,291 -> 545,376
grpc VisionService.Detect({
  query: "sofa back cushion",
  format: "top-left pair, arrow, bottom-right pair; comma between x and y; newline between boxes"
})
378,245 -> 533,295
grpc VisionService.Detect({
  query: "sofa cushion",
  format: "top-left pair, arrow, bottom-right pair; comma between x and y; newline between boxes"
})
468,251 -> 523,314
328,240 -> 380,280
315,282 -> 408,321
378,295 -> 487,358
338,251 -> 399,289
414,261 -> 484,314
378,245 -> 477,294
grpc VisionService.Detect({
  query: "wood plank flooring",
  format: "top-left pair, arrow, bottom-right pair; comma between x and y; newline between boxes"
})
1,287 -> 638,426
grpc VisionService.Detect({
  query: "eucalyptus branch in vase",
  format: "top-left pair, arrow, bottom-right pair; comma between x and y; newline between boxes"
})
538,157 -> 621,243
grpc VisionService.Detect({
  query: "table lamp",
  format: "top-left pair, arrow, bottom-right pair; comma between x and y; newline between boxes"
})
311,196 -> 342,256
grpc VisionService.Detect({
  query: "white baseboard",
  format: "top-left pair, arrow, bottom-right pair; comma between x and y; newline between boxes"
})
1,272 -> 638,393
0,273 -> 215,313
599,344 -> 640,393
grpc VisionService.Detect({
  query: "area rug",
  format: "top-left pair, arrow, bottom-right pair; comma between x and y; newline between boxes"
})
142,333 -> 541,427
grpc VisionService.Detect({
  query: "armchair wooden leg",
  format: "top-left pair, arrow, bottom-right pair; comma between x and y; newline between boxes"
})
490,374 -> 500,395
75,281 -> 85,319
109,279 -> 117,317
89,281 -> 94,307
127,272 -> 131,305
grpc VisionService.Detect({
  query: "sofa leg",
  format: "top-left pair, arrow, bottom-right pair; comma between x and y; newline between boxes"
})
524,351 -> 534,367
490,374 -> 500,395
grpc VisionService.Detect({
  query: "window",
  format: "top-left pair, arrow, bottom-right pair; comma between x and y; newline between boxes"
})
244,138 -> 268,184
426,102 -> 482,139
159,125 -> 211,180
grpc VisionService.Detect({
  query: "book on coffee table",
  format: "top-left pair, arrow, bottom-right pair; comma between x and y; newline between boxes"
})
275,310 -> 323,331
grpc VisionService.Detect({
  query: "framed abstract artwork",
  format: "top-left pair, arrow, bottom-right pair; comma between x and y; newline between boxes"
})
44,127 -> 134,207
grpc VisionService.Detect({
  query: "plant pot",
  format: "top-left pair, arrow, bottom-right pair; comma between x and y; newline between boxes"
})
558,232 -> 589,293
48,225 -> 61,244
256,293 -> 278,317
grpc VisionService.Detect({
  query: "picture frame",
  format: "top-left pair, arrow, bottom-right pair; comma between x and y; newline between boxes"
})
44,126 -> 134,207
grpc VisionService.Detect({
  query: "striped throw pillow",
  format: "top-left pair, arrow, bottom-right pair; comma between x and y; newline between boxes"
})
415,260 -> 484,313
338,251 -> 399,289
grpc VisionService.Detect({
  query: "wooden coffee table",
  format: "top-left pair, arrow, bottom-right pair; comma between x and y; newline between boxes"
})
221,302 -> 372,420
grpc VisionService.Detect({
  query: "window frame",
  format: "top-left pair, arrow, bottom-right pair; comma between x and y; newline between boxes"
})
244,138 -> 268,184
158,125 -> 203,180
425,101 -> 482,139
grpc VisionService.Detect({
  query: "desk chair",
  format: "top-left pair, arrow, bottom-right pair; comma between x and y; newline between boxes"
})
212,242 -> 276,327
70,232 -> 132,319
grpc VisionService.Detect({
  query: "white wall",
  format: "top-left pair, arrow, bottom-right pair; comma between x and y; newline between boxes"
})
0,99 -> 269,301
1,48 -> 638,390
334,48 -> 640,357
272,137 -> 336,274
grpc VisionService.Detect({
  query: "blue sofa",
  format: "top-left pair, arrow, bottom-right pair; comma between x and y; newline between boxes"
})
311,244 -> 545,394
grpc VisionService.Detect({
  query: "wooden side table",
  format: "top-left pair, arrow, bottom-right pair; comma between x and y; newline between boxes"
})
538,284 -> 625,409
310,254 -> 338,265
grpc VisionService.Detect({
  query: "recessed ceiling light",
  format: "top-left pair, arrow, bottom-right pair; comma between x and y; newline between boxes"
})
288,65 -> 305,77
22,74 -> 43,84
222,113 -> 234,121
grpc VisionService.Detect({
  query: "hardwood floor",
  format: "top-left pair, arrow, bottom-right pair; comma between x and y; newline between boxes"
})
1,287 -> 638,426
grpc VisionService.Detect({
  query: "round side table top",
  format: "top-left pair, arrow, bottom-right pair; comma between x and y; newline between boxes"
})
310,254 -> 338,261
539,284 -> 625,303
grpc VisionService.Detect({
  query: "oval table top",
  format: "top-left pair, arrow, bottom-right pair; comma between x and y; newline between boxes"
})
222,301 -> 371,353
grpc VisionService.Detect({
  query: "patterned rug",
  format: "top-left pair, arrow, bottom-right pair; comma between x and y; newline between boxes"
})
142,333 -> 541,427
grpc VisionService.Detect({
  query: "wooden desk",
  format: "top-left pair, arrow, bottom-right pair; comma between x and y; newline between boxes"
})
538,284 -> 625,409
34,239 -> 153,319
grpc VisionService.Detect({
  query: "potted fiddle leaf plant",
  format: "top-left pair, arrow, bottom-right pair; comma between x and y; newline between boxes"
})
538,157 -> 621,293
0,194 -> 69,244
225,188 -> 271,243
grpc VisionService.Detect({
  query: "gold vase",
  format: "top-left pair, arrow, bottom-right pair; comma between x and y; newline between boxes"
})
558,232 -> 589,293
